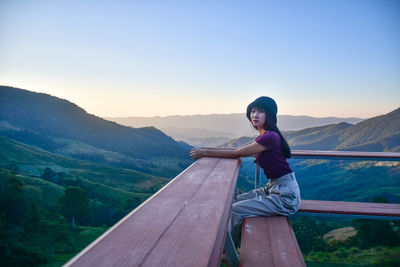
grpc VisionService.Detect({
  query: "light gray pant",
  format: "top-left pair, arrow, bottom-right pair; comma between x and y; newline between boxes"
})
229,172 -> 301,247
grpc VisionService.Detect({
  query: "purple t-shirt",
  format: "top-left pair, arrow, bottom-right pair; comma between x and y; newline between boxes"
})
255,131 -> 292,179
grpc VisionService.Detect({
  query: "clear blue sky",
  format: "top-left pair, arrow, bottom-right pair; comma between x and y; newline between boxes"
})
1,0 -> 399,118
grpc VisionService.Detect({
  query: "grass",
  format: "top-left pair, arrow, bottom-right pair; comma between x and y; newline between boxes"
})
305,246 -> 400,266
39,225 -> 108,267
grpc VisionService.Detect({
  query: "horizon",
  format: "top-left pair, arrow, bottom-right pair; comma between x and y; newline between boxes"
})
2,83 -> 394,120
1,1 -> 399,118
103,111 -> 370,120
1,82 -> 396,119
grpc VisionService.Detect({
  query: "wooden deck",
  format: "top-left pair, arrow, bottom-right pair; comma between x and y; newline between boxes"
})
240,216 -> 306,267
64,157 -> 241,267
63,150 -> 400,267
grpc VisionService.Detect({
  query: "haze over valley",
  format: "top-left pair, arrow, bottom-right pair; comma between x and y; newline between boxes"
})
107,114 -> 365,147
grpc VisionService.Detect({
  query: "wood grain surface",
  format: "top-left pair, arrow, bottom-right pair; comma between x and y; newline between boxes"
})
240,216 -> 306,267
299,200 -> 400,217
64,157 -> 241,267
292,150 -> 400,160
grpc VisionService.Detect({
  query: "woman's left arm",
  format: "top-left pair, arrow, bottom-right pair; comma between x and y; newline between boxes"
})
190,141 -> 267,160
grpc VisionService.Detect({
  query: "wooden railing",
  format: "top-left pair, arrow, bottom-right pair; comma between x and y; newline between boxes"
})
253,150 -> 400,190
63,157 -> 241,267
292,150 -> 400,161
292,150 -> 400,218
63,150 -> 400,267
242,150 -> 400,267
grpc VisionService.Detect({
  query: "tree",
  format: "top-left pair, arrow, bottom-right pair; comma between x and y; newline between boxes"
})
352,196 -> 399,248
292,216 -> 326,253
40,167 -> 58,184
59,186 -> 89,228
0,169 -> 26,227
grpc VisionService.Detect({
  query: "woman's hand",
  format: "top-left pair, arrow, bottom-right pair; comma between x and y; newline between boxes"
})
190,147 -> 203,160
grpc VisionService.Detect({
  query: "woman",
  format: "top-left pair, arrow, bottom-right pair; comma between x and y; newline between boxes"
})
190,96 -> 301,247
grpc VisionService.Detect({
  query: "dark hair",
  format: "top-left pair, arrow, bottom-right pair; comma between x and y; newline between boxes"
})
246,96 -> 292,158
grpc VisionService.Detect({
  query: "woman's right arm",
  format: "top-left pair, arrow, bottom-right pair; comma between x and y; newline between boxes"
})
190,141 -> 267,160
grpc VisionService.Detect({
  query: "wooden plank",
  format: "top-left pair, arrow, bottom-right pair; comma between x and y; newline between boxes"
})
202,149 -> 400,160
299,200 -> 400,217
240,216 -> 306,267
64,157 -> 219,267
292,150 -> 400,160
140,158 -> 241,267
64,157 -> 241,267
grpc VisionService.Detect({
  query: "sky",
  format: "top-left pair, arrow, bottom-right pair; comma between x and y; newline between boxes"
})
1,0 -> 399,118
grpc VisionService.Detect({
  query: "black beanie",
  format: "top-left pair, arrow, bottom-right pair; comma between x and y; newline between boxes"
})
246,96 -> 278,121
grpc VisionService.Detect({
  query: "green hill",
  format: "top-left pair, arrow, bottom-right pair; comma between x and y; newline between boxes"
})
285,122 -> 352,150
0,135 -> 177,266
0,136 -> 169,201
336,108 -> 400,151
0,86 -> 192,177
285,108 -> 400,152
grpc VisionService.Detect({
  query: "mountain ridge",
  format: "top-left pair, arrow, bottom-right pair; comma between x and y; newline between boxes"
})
0,86 -> 192,177
223,108 -> 400,152
0,86 -> 188,158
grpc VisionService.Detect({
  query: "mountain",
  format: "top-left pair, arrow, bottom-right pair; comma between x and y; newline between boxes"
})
335,108 -> 400,151
286,108 -> 400,152
285,122 -> 353,150
0,86 -> 192,177
222,107 -> 400,152
162,126 -> 231,147
277,115 -> 363,131
106,114 -> 364,146
106,113 -> 248,135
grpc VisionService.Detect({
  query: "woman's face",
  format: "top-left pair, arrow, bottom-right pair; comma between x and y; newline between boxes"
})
250,107 -> 266,128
